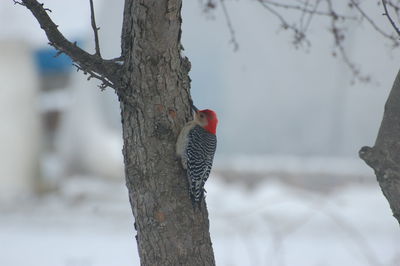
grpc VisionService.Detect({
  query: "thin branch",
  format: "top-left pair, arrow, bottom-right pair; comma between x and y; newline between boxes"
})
350,0 -> 398,43
258,0 -> 290,27
260,0 -> 356,19
387,0 -> 400,17
89,0 -> 101,57
326,0 -> 370,83
258,0 -> 310,48
54,50 -> 63,58
302,0 -> 321,33
40,2 -> 51,12
325,211 -> 382,266
18,0 -> 121,89
73,63 -> 114,90
219,0 -> 239,51
382,0 -> 400,36
13,0 -> 25,6
299,0 -> 310,31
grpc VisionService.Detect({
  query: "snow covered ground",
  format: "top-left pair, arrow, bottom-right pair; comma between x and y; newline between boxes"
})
1,160 -> 400,266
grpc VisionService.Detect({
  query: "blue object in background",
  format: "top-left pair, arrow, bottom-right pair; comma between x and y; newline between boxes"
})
34,45 -> 76,75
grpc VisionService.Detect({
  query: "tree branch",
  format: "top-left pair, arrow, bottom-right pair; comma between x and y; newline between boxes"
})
72,63 -> 113,90
382,0 -> 400,37
19,0 -> 121,89
326,0 -> 370,83
219,0 -> 239,51
13,0 -> 25,7
89,0 -> 101,57
260,0 -> 355,20
258,0 -> 310,48
350,0 -> 398,45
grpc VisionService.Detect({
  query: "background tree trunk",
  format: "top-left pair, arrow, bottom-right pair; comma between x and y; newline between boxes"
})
119,0 -> 216,265
360,68 -> 400,225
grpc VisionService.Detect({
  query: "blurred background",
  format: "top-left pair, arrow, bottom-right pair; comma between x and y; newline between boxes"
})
1,0 -> 400,265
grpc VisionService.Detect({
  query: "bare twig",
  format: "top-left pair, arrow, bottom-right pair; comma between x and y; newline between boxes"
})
302,0 -> 321,33
53,50 -> 63,58
18,0 -> 121,89
387,0 -> 400,18
258,0 -> 310,48
258,0 -> 289,28
73,63 -> 114,90
219,0 -> 239,51
382,0 -> 400,36
325,211 -> 382,266
350,0 -> 398,44
13,0 -> 25,6
255,0 -> 400,82
326,0 -> 370,83
199,0 -> 217,12
40,3 -> 51,12
89,0 -> 101,57
299,0 -> 310,31
260,0 -> 356,19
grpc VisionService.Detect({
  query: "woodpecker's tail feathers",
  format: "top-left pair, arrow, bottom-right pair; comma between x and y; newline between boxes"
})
189,189 -> 207,211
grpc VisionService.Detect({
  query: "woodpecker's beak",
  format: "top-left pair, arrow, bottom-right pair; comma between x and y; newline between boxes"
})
190,102 -> 199,113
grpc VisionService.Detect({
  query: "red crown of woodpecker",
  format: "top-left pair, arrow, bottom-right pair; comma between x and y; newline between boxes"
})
199,109 -> 218,135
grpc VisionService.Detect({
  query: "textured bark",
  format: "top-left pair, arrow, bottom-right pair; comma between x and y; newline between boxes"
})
360,68 -> 400,225
119,1 -> 216,265
19,0 -> 215,264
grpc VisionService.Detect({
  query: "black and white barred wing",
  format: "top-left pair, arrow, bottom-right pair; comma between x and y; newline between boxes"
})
186,125 -> 217,202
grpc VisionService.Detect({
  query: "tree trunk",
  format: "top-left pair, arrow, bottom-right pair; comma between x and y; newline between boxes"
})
119,0 -> 216,265
20,0 -> 216,264
360,68 -> 400,225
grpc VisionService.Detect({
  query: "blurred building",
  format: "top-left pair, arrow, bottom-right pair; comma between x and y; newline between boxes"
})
0,40 -> 40,201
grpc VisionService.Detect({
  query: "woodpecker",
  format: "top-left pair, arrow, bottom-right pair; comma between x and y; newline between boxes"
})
176,106 -> 218,207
